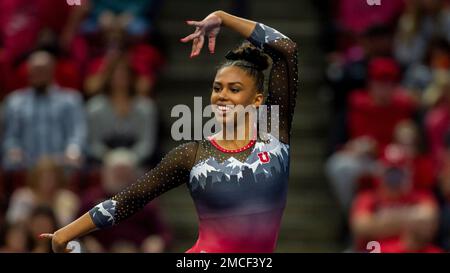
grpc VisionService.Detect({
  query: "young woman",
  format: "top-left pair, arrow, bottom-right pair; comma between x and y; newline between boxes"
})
41,10 -> 298,253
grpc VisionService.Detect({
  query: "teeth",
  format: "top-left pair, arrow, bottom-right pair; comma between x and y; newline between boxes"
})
217,105 -> 234,112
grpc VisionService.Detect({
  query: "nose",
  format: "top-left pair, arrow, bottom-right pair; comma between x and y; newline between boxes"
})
216,89 -> 229,102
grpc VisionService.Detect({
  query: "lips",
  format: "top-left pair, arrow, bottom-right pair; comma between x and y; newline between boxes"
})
215,104 -> 234,115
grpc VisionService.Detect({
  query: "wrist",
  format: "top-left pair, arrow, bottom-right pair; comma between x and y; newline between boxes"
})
53,230 -> 70,245
213,10 -> 225,23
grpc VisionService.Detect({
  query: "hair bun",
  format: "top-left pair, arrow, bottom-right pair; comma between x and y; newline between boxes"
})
225,42 -> 270,71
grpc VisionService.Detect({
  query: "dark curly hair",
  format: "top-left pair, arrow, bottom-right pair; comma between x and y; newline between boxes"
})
219,42 -> 270,93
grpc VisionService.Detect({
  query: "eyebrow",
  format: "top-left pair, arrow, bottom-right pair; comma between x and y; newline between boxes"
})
213,81 -> 243,85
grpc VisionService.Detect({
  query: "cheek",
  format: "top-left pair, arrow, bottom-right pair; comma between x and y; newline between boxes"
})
237,92 -> 256,106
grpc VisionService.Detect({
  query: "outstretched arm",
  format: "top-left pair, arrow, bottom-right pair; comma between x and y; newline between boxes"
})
41,142 -> 198,252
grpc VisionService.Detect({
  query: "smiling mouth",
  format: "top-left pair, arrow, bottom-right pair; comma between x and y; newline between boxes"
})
215,105 -> 235,115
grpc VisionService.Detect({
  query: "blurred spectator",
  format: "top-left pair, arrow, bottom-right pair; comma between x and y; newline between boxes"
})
403,37 -> 450,94
350,144 -> 438,252
0,0 -> 88,96
0,222 -> 29,252
84,44 -> 164,98
6,157 -> 80,227
80,148 -> 171,253
86,56 -> 159,167
347,58 -> 417,150
336,0 -> 405,37
2,51 -> 86,170
394,0 -> 450,67
326,26 -> 396,152
326,137 -> 378,215
75,0 -> 166,98
0,0 -> 76,64
381,203 -> 443,252
80,0 -> 162,38
437,130 -> 450,250
393,120 -> 437,190
7,30 -> 84,93
327,58 -> 417,215
26,206 -> 58,253
424,70 -> 450,168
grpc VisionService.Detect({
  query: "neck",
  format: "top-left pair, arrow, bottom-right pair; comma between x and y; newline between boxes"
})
215,115 -> 256,150
34,84 -> 50,95
110,88 -> 130,98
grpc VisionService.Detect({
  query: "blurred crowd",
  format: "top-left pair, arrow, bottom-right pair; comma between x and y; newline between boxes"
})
0,0 -> 171,253
324,0 -> 450,252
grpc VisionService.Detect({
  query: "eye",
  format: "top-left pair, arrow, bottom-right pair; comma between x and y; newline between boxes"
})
230,87 -> 240,93
213,85 -> 221,92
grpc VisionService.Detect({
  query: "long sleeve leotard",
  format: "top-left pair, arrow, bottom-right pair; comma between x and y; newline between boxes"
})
89,22 -> 299,253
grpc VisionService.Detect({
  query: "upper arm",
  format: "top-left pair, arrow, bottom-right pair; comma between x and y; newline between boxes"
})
248,23 -> 299,143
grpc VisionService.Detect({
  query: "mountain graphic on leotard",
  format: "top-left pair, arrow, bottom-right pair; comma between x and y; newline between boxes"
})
189,135 -> 289,192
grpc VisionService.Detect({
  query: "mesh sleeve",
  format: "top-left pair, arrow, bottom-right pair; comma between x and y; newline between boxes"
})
248,23 -> 299,144
89,142 -> 198,228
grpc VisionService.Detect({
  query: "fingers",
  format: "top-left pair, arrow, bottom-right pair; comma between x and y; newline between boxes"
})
191,35 -> 204,58
186,20 -> 202,27
208,33 -> 216,54
180,31 -> 201,43
65,246 -> 75,253
190,38 -> 199,57
39,233 -> 53,239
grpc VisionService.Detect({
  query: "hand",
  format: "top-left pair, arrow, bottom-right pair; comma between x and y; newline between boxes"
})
39,232 -> 73,253
180,12 -> 222,58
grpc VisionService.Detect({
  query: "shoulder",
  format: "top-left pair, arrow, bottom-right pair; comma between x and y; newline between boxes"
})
134,97 -> 157,114
10,187 -> 34,203
54,86 -> 84,105
4,88 -> 32,107
86,94 -> 109,113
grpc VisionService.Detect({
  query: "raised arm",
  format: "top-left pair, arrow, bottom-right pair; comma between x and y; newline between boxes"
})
181,11 -> 299,143
41,142 -> 198,252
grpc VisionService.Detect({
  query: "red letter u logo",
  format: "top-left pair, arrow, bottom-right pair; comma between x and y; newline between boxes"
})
257,152 -> 270,163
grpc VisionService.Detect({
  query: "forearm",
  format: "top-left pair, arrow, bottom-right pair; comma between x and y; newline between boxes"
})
213,10 -> 256,39
53,212 -> 97,245
353,213 -> 408,239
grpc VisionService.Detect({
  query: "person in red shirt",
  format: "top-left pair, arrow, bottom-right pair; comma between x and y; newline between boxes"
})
0,0 -> 87,97
381,192 -> 443,253
348,57 -> 417,152
350,144 -> 438,252
392,120 -> 437,191
381,213 -> 444,253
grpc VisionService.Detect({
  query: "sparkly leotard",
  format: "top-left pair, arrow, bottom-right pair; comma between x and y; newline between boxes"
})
89,22 -> 299,253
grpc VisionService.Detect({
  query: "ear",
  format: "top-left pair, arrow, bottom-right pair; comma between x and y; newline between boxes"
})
253,92 -> 264,107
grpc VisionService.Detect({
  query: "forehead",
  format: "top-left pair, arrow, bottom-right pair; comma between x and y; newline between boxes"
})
215,66 -> 253,85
